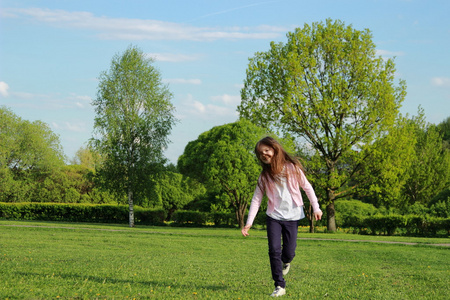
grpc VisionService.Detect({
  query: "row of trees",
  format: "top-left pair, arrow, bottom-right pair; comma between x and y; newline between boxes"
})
1,20 -> 449,231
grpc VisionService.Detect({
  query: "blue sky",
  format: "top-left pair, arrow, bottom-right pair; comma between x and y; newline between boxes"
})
1,0 -> 449,164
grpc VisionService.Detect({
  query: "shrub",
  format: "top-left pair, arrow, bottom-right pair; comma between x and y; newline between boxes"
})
412,216 -> 450,236
211,212 -> 235,226
173,210 -> 210,226
335,200 -> 378,228
429,188 -> 450,206
429,196 -> 450,218
362,214 -> 405,235
135,207 -> 166,225
404,202 -> 429,216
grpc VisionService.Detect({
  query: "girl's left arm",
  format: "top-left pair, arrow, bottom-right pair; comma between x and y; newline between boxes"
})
298,169 -> 322,214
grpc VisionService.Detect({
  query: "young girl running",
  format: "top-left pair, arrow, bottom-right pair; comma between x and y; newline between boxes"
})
241,137 -> 322,297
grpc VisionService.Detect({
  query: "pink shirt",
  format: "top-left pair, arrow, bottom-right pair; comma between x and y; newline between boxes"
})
246,163 -> 321,226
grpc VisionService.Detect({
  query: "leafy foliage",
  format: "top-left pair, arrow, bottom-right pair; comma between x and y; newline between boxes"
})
0,106 -> 65,202
437,116 -> 450,149
355,114 -> 416,208
70,146 -> 102,170
401,113 -> 450,206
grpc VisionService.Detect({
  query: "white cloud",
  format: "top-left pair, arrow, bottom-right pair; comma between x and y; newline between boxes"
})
4,7 -> 285,41
211,94 -> 241,105
163,78 -> 202,85
4,88 -> 92,110
147,53 -> 200,62
177,94 -> 239,121
68,94 -> 92,109
431,77 -> 450,88
13,91 -> 40,100
64,121 -> 86,132
52,121 -> 87,132
192,101 -> 206,113
0,81 -> 9,97
376,49 -> 405,57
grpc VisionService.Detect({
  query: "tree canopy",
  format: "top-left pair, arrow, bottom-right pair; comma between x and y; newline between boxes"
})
0,106 -> 65,202
238,19 -> 407,231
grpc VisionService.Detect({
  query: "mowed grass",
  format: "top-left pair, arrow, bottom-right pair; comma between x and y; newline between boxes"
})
0,221 -> 448,299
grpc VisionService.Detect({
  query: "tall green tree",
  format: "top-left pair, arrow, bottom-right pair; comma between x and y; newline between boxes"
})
355,114 -> 417,208
0,106 -> 65,202
238,19 -> 406,231
91,46 -> 176,227
402,112 -> 450,205
178,119 -> 291,228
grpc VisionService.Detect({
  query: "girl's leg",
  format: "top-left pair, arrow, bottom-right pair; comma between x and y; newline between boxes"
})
281,220 -> 299,264
266,216 -> 285,288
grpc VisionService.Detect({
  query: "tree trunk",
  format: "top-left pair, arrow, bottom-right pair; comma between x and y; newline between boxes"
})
166,208 -> 176,222
236,207 -> 244,229
236,201 -> 247,229
128,188 -> 135,227
309,205 -> 315,233
326,199 -> 336,232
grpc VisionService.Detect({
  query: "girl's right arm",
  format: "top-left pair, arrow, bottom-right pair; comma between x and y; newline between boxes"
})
242,182 -> 264,236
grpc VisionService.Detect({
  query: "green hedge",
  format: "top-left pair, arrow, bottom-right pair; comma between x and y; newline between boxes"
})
211,212 -> 236,226
362,214 -> 405,236
173,210 -> 210,226
3,202 -> 447,236
0,202 -> 166,225
358,214 -> 449,236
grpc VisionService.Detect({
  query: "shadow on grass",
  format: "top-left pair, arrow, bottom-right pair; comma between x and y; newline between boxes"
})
14,271 -> 230,292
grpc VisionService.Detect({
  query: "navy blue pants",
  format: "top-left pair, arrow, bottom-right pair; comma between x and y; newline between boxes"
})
266,216 -> 299,288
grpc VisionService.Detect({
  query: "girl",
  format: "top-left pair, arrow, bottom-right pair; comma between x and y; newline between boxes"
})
241,137 -> 322,297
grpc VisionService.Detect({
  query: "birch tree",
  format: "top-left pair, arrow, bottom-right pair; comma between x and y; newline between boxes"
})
91,46 -> 176,227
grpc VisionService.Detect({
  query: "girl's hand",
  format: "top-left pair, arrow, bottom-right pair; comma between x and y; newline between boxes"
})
241,225 -> 251,237
314,211 -> 323,221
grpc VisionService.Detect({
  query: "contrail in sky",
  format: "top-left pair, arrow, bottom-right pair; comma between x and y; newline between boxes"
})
188,0 -> 282,22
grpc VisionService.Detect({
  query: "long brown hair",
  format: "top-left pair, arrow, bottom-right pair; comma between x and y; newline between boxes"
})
255,136 -> 305,191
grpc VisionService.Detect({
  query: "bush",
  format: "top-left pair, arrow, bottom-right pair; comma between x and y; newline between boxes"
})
362,214 -> 405,235
429,188 -> 450,206
135,207 -> 166,225
173,210 -> 210,226
427,189 -> 450,218
359,214 -> 449,237
211,212 -> 235,226
335,200 -> 377,228
406,215 -> 450,236
404,202 -> 429,216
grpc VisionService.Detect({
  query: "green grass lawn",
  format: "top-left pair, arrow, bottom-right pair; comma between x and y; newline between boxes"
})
0,220 -> 449,299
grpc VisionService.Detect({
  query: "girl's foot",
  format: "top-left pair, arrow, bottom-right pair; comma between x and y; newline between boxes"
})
271,286 -> 286,297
